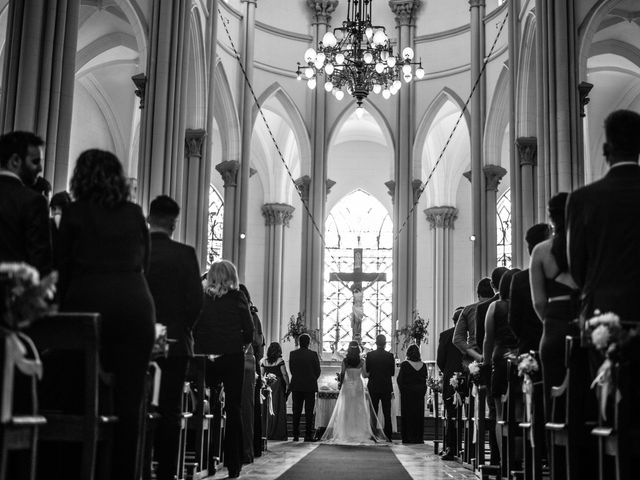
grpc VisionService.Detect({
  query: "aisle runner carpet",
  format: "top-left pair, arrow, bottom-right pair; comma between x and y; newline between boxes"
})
275,444 -> 413,480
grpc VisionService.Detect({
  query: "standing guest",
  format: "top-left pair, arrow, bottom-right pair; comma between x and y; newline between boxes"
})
145,195 -> 203,480
365,334 -> 395,441
509,224 -> 551,355
453,278 -> 493,365
289,333 -> 321,441
194,260 -> 254,479
56,149 -> 156,480
49,191 -> 72,266
437,307 -> 464,460
396,344 -> 427,444
261,342 -> 289,440
0,131 -> 52,274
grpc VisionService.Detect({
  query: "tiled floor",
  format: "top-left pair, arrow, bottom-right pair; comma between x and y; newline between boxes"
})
207,441 -> 477,480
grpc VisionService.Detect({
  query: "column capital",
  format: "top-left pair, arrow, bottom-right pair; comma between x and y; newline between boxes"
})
516,137 -> 537,166
262,203 -> 295,227
307,0 -> 338,24
241,0 -> 258,4
463,170 -> 472,183
412,179 -> 423,203
384,180 -> 395,198
185,129 -> 206,158
295,175 -> 312,202
215,160 -> 240,188
483,164 -> 507,191
326,178 -> 336,195
424,206 -> 458,229
389,0 -> 422,26
468,0 -> 486,8
131,73 -> 146,109
578,81 -> 594,118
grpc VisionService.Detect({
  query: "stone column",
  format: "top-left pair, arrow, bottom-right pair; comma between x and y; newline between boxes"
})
295,175 -> 312,319
483,164 -> 507,270
236,0 -> 259,278
0,0 -> 80,191
469,0 -> 486,283
389,0 -> 422,331
516,137 -> 537,265
137,0 -> 190,213
183,129 -> 207,263
216,160 -> 240,261
262,203 -> 295,344
424,206 -> 458,359
507,0 -> 520,267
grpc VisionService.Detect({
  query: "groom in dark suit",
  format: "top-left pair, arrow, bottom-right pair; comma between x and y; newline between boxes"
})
289,333 -> 321,441
365,334 -> 395,440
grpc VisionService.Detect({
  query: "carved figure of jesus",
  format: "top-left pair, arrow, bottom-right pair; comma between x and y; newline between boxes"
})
351,286 -> 364,340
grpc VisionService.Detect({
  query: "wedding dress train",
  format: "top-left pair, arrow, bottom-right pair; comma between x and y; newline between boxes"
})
321,366 -> 389,445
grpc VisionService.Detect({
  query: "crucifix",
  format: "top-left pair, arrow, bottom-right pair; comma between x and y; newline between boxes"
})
329,247 -> 387,342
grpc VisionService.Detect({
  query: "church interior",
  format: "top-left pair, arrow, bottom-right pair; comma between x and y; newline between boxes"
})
1,0 -> 639,479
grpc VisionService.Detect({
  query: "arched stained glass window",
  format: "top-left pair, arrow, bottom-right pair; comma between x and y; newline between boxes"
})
207,185 -> 224,267
497,188 -> 512,267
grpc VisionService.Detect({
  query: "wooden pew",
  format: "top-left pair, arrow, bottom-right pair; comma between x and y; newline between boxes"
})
518,364 -> 544,480
461,378 -> 475,469
26,313 -> 117,480
0,330 -> 46,480
474,383 -> 487,470
497,357 -> 522,480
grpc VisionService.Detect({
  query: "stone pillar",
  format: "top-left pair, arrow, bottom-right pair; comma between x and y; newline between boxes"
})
301,0 -> 338,336
216,160 -> 240,261
469,0 -> 486,283
516,137 -> 537,265
389,0 -> 422,330
183,129 -> 207,263
507,0 -> 520,267
0,0 -> 80,191
483,164 -> 507,270
137,0 -> 190,214
424,206 -> 458,360
535,0 -> 582,217
262,203 -> 295,344
295,175 -> 312,319
236,0 -> 259,279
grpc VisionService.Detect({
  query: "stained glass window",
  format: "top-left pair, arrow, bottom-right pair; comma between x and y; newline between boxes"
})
207,185 -> 224,267
497,188 -> 512,267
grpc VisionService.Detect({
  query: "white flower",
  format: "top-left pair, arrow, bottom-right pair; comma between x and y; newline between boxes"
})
517,353 -> 539,376
0,262 -> 39,285
591,324 -> 611,350
468,361 -> 480,375
587,311 -> 620,328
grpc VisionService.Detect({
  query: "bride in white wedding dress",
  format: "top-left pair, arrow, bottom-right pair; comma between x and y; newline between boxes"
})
321,342 -> 389,445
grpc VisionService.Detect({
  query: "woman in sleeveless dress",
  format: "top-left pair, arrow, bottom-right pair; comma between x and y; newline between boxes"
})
321,343 -> 388,445
530,192 -> 580,420
261,342 -> 289,440
397,344 -> 428,443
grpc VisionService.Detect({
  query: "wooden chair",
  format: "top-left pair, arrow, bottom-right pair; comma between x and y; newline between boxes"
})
473,384 -> 487,471
209,382 -> 225,469
497,358 -> 522,480
462,380 -> 475,469
0,330 -> 47,480
25,313 -> 117,480
518,352 -> 544,480
185,355 -> 215,479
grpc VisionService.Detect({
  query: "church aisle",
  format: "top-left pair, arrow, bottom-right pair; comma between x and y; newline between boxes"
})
207,441 -> 476,480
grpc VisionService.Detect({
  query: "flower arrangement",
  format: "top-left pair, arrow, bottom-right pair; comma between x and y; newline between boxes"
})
586,311 -> 622,352
449,372 -> 464,406
152,323 -> 169,358
0,263 -> 57,330
468,360 -> 481,382
264,373 -> 278,387
517,353 -> 539,377
426,374 -> 442,394
395,310 -> 430,350
282,312 -> 320,345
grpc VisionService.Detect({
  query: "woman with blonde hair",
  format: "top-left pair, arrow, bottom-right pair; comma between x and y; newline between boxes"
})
195,260 -> 254,478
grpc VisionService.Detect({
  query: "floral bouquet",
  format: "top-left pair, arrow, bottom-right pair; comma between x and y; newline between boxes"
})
586,311 -> 622,352
264,373 -> 278,387
426,374 -> 443,394
1,263 -> 57,330
395,310 -> 430,350
335,372 -> 343,390
152,323 -> 169,358
449,371 -> 464,406
517,353 -> 539,377
283,312 -> 320,345
468,360 -> 481,383
517,353 -> 540,423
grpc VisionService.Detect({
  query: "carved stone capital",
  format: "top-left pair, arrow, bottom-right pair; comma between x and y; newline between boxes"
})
295,175 -> 312,201
262,203 -> 295,227
389,0 -> 422,26
131,73 -> 146,109
424,206 -> 458,229
516,137 -> 537,167
468,0 -> 486,8
384,180 -> 395,198
307,0 -> 338,24
483,164 -> 507,191
412,179 -> 423,203
326,179 -> 336,195
578,81 -> 594,118
185,129 -> 206,158
215,160 -> 240,188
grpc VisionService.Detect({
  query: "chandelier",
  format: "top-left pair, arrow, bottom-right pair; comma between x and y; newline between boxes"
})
296,0 -> 424,118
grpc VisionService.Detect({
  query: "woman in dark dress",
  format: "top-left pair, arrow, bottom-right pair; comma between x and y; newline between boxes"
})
57,150 -> 155,480
397,344 -> 428,443
260,342 -> 289,440
194,260 -> 254,479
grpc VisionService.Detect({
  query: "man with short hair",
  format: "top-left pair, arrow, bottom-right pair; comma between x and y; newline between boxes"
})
0,131 -> 52,274
289,333 -> 321,441
145,195 -> 203,480
365,334 -> 395,440
453,278 -> 493,365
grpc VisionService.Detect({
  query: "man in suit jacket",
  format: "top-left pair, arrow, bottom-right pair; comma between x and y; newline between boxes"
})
567,109 -> 640,324
437,308 -> 464,459
0,131 -> 52,274
289,333 -> 321,441
509,223 -> 551,354
453,278 -> 493,365
365,334 -> 395,440
145,195 -> 203,480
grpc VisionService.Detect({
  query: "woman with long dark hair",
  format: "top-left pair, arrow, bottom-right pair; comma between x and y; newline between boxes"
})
397,344 -> 427,443
57,149 -> 156,480
260,342 -> 289,440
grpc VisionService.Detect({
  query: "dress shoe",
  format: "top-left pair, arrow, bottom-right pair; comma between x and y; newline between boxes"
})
228,469 -> 241,478
441,453 -> 456,461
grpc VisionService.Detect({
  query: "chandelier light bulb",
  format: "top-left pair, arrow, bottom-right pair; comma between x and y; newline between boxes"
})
304,48 -> 316,63
304,67 -> 314,79
415,67 -> 425,79
307,78 -> 316,90
387,56 -> 396,68
322,31 -> 337,48
325,63 -> 335,75
363,52 -> 373,64
314,59 -> 323,69
296,72 -> 302,81
375,62 -> 385,74
382,88 -> 391,99
365,27 -> 374,40
380,50 -> 389,61
390,85 -> 398,95
402,47 -> 414,60
355,106 -> 365,119
404,72 -> 412,83
372,30 -> 387,47
393,79 -> 402,90
324,81 -> 333,92
336,53 -> 345,65
402,64 -> 412,74
335,90 -> 345,101
317,52 -> 326,64
373,84 -> 382,94
335,29 -> 344,41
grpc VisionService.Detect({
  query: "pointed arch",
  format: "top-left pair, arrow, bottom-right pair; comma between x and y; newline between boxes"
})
111,0 -> 148,68
213,60 -> 241,163
578,0 -> 626,78
516,12 -> 537,136
484,65 -> 510,168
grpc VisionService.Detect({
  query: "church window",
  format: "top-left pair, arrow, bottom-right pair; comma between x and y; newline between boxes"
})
497,188 -> 512,267
207,185 -> 224,267
323,190 -> 393,353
